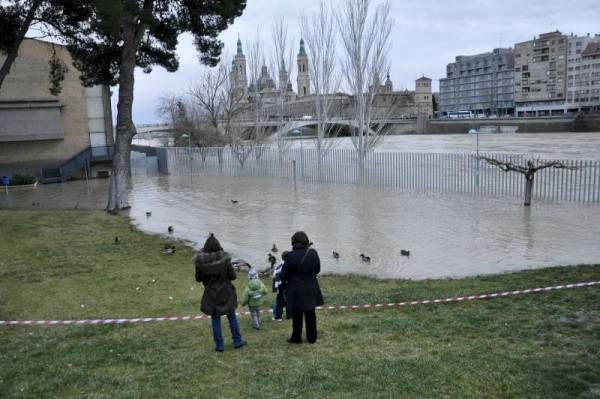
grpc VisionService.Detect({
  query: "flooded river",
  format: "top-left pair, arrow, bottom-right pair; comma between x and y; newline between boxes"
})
295,132 -> 600,160
3,173 -> 599,279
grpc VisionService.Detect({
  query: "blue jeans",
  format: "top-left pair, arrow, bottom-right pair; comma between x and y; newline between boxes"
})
272,290 -> 286,320
211,311 -> 243,350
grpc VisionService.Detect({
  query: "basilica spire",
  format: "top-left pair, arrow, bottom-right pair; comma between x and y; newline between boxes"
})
298,38 -> 306,56
237,34 -> 243,55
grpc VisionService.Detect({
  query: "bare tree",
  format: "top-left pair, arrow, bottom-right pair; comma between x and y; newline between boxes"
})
188,60 -> 248,163
337,0 -> 393,170
156,94 -> 190,137
245,30 -> 270,161
271,18 -> 295,161
478,156 -> 578,206
302,0 -> 345,178
189,63 -> 229,135
157,94 -> 226,164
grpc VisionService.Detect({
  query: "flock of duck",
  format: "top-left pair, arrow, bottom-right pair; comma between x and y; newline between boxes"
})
131,210 -> 412,263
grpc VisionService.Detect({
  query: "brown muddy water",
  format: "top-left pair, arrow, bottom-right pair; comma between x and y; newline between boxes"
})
2,173 -> 599,279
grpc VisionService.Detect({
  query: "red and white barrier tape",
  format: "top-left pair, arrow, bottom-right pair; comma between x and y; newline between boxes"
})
2,280 -> 598,327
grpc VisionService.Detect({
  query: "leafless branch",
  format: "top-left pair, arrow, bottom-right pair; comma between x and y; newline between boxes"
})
301,0 -> 344,164
478,156 -> 578,174
336,0 -> 394,166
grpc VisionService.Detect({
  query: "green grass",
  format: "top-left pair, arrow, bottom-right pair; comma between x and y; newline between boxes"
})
1,210 -> 599,398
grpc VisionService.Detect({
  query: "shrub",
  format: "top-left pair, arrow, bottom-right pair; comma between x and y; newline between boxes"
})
10,173 -> 36,186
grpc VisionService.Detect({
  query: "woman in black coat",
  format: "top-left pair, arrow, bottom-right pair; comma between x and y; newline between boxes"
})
195,234 -> 246,352
280,231 -> 324,344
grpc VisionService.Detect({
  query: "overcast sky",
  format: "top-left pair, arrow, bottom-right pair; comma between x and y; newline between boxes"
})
125,0 -> 600,124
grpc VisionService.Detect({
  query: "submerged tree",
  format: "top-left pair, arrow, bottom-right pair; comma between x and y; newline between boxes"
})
245,30 -> 270,161
301,0 -> 344,179
271,17 -> 295,162
337,0 -> 393,171
478,156 -> 577,206
59,0 -> 246,212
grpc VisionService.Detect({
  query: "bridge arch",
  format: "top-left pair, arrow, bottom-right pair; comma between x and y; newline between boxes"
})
272,119 -> 379,138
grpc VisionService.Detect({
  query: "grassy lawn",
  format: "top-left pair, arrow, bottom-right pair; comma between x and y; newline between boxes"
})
1,210 -> 599,398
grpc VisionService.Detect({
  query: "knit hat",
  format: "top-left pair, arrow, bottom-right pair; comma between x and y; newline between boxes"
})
248,269 -> 258,280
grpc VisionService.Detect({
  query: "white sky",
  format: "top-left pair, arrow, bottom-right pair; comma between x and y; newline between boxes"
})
125,0 -> 600,124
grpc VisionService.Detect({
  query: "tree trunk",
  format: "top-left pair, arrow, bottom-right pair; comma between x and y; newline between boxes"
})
317,148 -> 323,182
524,174 -> 534,206
0,0 -> 42,90
107,19 -> 141,212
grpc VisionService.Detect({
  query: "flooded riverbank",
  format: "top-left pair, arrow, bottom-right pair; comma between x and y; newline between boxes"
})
3,174 -> 599,279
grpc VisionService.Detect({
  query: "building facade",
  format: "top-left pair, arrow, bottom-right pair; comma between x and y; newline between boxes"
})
513,31 -> 600,116
0,39 -> 113,177
566,34 -> 600,113
230,39 -> 431,122
439,48 -> 515,117
232,39 -> 299,106
513,31 -> 568,116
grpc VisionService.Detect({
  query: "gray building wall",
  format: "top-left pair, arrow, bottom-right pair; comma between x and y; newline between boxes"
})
0,39 -> 113,177
439,48 -> 515,116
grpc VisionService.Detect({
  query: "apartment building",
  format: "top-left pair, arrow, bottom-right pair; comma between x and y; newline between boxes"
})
439,48 -> 515,117
513,31 -> 568,116
566,34 -> 600,113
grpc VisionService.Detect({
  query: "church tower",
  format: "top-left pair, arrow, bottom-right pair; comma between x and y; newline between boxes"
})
415,76 -> 433,117
278,58 -> 289,91
296,39 -> 310,97
231,37 -> 247,99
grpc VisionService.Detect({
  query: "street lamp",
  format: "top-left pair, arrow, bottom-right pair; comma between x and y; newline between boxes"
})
181,133 -> 192,182
468,128 -> 480,187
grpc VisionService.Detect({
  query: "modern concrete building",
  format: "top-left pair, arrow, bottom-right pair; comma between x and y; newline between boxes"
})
0,39 -> 113,180
513,31 -> 568,116
439,48 -> 515,117
565,34 -> 600,113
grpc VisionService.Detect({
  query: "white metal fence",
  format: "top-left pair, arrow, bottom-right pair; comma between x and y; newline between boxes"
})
164,146 -> 600,203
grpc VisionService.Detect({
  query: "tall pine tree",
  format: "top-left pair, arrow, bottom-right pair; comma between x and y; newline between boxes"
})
59,0 -> 246,211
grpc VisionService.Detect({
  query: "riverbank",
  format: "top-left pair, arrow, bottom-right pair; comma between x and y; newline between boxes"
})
1,210 -> 599,398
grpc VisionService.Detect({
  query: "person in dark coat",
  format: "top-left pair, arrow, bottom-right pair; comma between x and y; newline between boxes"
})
280,231 -> 324,344
194,233 -> 246,352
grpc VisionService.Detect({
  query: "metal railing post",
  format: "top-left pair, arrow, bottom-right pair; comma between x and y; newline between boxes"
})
292,160 -> 297,191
